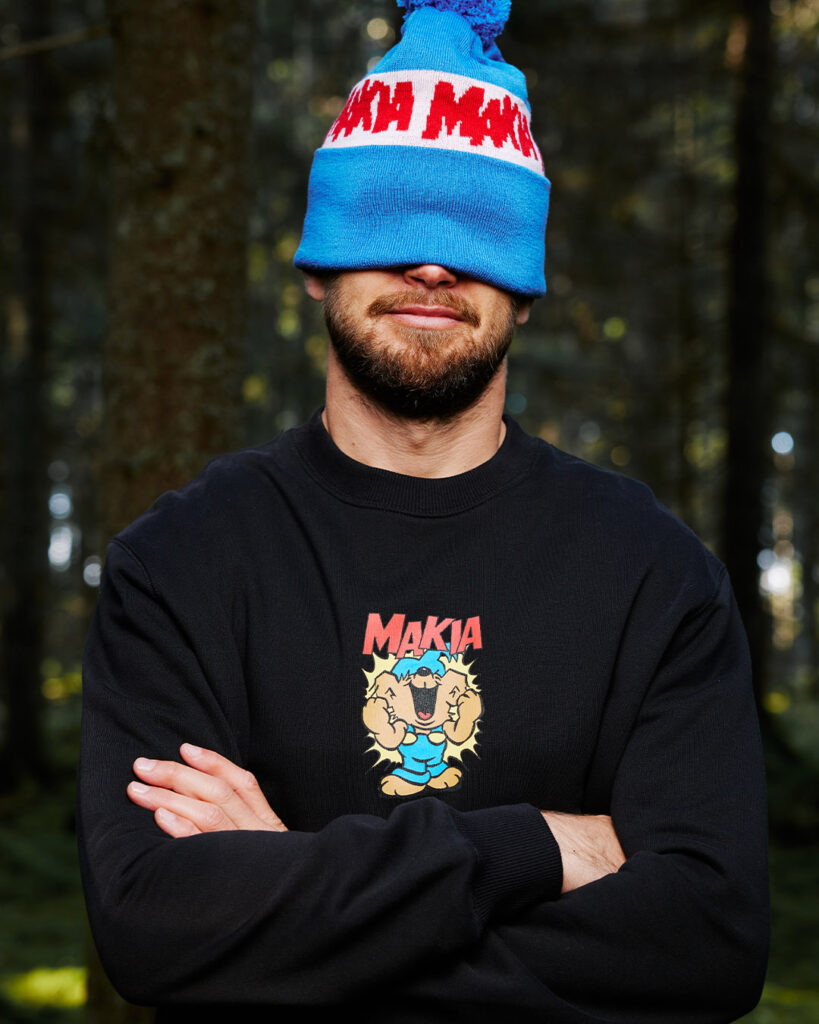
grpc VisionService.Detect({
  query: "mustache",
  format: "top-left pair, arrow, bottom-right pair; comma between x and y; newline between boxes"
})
367,290 -> 481,328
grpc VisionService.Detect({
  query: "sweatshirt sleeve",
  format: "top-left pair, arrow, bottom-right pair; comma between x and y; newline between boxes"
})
77,538 -> 562,1008
396,566 -> 770,1023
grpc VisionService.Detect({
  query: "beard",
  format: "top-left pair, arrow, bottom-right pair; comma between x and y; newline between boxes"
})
323,279 -> 519,421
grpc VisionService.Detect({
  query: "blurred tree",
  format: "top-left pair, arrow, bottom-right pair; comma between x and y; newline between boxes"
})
88,1 -> 256,1019
724,0 -> 773,704
0,0 -> 55,789
102,0 -> 255,539
766,0 -> 819,707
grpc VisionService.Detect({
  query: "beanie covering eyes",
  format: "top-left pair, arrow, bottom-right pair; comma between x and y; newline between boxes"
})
293,0 -> 550,297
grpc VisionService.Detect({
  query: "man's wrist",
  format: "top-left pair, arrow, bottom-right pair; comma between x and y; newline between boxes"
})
541,811 -> 626,894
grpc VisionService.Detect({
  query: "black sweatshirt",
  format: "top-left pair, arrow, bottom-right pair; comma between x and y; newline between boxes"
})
78,411 -> 769,1022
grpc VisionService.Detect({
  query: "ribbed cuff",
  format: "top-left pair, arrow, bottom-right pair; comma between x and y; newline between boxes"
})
452,804 -> 563,923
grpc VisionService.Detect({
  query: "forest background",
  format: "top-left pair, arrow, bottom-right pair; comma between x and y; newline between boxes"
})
0,0 -> 817,1020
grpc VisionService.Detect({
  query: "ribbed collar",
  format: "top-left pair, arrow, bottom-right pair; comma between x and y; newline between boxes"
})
289,408 -> 538,517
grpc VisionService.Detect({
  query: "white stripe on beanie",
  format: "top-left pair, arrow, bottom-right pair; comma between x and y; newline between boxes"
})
322,69 -> 544,177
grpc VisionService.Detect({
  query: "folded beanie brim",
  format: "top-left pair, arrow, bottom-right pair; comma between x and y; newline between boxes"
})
294,145 -> 549,297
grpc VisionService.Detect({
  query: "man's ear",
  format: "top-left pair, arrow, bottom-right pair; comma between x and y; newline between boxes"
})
303,272 -> 326,301
515,299 -> 534,326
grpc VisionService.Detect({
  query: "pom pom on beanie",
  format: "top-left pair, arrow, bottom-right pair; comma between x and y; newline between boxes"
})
397,0 -> 511,46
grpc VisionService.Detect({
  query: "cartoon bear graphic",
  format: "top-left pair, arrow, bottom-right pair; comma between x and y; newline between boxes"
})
362,648 -> 482,798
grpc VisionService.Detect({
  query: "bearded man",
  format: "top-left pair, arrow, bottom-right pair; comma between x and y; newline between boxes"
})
78,3 -> 769,1022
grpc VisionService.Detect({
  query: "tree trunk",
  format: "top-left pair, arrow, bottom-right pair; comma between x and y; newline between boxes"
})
0,0 -> 54,790
801,327 -> 819,698
723,0 -> 773,709
102,0 -> 255,539
89,2 -> 256,1019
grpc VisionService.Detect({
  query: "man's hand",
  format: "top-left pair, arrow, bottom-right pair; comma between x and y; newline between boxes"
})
542,811 -> 625,894
127,744 -> 287,838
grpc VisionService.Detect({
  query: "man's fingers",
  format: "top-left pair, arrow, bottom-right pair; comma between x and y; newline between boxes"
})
131,749 -> 287,832
179,745 -> 287,831
155,807 -> 200,839
132,758 -> 258,827
128,780 -> 236,833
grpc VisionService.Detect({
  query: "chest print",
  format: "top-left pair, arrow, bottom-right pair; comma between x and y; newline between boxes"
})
360,613 -> 483,798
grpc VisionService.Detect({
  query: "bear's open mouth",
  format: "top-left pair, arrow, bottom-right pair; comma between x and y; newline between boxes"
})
410,683 -> 438,721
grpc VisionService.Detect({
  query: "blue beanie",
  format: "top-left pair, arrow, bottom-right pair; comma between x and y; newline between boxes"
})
293,0 -> 550,297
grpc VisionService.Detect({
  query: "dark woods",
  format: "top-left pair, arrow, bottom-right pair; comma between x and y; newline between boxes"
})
0,0 -> 816,1020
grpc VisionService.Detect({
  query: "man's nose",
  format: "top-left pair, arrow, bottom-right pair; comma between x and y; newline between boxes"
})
403,264 -> 458,289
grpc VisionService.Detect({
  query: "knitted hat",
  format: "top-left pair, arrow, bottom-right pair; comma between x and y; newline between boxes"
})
293,0 -> 550,297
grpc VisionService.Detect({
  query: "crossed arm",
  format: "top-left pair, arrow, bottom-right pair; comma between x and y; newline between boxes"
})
127,743 -> 626,894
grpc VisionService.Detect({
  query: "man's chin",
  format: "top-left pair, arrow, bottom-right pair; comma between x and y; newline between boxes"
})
353,373 -> 498,422
332,333 -> 508,420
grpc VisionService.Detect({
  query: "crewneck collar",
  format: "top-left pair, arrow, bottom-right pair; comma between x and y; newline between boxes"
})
290,408 -> 538,517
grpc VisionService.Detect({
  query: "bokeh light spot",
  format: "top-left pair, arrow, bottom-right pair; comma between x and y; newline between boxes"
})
1,967 -> 86,1009
771,431 -> 794,455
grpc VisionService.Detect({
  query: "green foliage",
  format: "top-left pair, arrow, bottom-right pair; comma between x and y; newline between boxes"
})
746,987 -> 819,1024
0,777 -> 85,1022
740,844 -> 819,1022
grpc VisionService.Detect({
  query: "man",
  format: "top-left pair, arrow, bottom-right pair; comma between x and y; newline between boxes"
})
78,2 -> 769,1021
